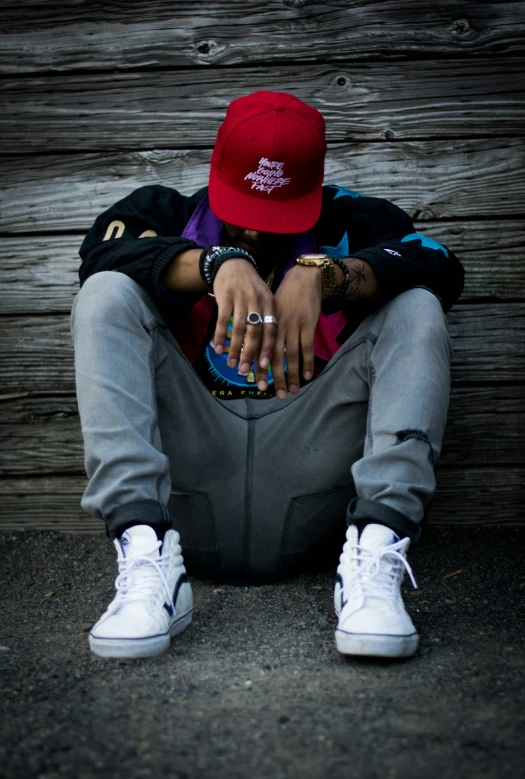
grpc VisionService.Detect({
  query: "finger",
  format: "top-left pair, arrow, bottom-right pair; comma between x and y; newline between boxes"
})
284,330 -> 301,394
255,360 -> 269,391
300,328 -> 315,382
271,339 -> 287,400
214,299 -> 233,356
239,315 -> 263,375
256,318 -> 277,391
256,327 -> 277,391
227,304 -> 248,368
258,313 -> 278,371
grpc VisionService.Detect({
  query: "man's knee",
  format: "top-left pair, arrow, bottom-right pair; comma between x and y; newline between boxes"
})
72,271 -> 151,331
388,286 -> 442,315
371,288 -> 452,370
75,270 -> 140,307
384,287 -> 449,339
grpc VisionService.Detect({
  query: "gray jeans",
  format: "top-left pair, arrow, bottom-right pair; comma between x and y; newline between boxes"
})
71,272 -> 451,581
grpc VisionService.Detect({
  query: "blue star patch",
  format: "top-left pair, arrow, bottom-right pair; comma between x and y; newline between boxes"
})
401,233 -> 449,257
320,231 -> 350,258
328,185 -> 364,200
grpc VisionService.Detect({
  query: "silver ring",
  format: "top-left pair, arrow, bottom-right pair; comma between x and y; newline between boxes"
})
263,315 -> 278,325
246,312 -> 263,325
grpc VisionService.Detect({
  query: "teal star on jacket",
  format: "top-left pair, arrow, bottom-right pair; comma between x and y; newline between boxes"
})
401,232 -> 449,257
327,185 -> 364,200
320,230 -> 350,258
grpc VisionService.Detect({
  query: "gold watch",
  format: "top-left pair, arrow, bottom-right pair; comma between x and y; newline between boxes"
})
296,254 -> 338,300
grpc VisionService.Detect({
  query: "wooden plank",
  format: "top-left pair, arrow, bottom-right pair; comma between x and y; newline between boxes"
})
1,1 -> 524,73
0,316 -> 76,396
0,397 -> 84,475
446,304 -> 525,383
2,222 -> 523,315
0,469 -> 523,532
0,149 -> 208,234
439,387 -> 525,465
429,467 -> 525,526
419,222 -> 525,301
0,237 -> 80,314
0,477 -> 97,534
0,304 -> 523,394
2,140 -> 524,233
2,59 -> 524,151
1,386 -> 523,476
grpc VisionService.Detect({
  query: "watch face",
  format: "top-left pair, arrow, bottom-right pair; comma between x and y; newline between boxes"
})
298,254 -> 328,261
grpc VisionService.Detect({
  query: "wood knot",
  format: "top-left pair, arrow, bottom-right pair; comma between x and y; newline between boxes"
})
384,130 -> 394,140
195,40 -> 223,58
283,0 -> 308,7
450,18 -> 474,38
337,76 -> 347,87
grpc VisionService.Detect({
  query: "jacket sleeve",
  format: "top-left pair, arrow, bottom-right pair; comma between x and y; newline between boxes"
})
320,188 -> 465,313
78,185 -> 203,297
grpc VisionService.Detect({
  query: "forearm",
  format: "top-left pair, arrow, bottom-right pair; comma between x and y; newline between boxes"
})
337,258 -> 378,300
161,249 -> 208,294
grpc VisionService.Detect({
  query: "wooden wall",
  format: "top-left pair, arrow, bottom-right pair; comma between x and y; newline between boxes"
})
0,1 -> 524,532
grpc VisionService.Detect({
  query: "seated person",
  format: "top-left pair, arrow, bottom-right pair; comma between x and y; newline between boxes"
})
72,91 -> 464,660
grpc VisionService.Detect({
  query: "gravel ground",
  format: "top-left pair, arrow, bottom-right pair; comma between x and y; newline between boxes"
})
1,525 -> 524,779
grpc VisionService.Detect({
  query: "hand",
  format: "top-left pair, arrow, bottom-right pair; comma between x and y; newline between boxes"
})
212,259 -> 278,390
272,265 -> 322,399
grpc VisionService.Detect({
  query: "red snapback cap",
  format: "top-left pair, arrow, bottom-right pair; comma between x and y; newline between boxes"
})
208,91 -> 327,234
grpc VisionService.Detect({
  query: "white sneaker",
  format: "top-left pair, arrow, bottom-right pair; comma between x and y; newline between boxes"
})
89,525 -> 193,658
334,523 -> 419,658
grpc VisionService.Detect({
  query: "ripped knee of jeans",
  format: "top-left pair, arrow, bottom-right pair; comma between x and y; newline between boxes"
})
394,429 -> 434,467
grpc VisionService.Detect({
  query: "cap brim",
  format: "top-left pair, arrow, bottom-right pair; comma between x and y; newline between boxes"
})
208,172 -> 322,234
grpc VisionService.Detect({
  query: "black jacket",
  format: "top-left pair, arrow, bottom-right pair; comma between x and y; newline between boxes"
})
79,184 -> 464,347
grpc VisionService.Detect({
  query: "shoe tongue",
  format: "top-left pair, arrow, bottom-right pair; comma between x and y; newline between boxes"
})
360,523 -> 398,550
120,525 -> 160,560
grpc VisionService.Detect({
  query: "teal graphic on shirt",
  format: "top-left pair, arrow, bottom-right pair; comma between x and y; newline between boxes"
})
204,317 -> 284,392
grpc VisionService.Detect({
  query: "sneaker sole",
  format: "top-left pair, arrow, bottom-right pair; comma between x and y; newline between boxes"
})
89,610 -> 193,659
335,628 -> 419,658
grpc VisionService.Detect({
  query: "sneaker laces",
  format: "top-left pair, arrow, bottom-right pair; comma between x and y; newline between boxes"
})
114,543 -> 173,607
343,539 -> 417,603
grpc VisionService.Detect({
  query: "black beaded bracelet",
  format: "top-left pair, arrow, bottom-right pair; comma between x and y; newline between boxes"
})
330,256 -> 350,300
199,246 -> 258,289
198,246 -> 213,287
